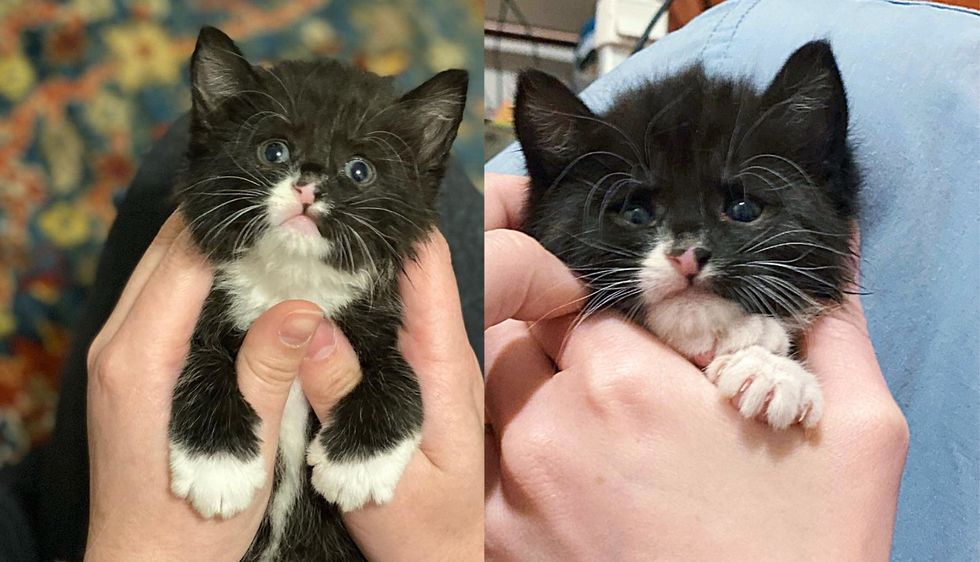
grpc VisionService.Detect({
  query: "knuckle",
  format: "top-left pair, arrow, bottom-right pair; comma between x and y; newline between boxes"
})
842,400 -> 910,462
239,348 -> 297,385
580,354 -> 653,418
89,340 -> 127,387
488,229 -> 537,256
499,423 -> 561,502
864,403 -> 910,452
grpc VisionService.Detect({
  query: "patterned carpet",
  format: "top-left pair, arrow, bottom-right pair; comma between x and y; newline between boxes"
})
0,0 -> 483,467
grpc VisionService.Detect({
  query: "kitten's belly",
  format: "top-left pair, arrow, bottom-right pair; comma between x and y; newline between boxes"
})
262,380 -> 311,560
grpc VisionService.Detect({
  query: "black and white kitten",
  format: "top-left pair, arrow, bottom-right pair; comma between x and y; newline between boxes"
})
515,41 -> 858,429
169,27 -> 467,560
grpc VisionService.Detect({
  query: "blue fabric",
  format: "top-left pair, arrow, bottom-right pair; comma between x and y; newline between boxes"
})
486,1 -> 980,559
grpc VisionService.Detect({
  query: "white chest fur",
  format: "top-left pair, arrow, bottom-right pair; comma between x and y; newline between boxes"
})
215,235 -> 373,331
644,292 -> 791,359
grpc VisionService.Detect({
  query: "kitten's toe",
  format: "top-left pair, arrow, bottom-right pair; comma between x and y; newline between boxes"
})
708,346 -> 823,430
169,443 -> 266,519
306,433 -> 420,512
797,385 -> 825,429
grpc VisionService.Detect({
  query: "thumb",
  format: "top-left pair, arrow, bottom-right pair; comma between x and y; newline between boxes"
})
237,300 -> 323,451
299,320 -> 363,422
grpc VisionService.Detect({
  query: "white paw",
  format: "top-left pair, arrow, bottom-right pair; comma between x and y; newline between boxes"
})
306,433 -> 420,512
169,443 -> 266,519
705,346 -> 824,429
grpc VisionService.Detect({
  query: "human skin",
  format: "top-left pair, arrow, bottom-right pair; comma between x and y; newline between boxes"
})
85,214 -> 482,561
484,173 -> 909,561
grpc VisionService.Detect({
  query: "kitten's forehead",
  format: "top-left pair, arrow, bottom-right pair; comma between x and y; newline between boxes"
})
260,60 -> 396,119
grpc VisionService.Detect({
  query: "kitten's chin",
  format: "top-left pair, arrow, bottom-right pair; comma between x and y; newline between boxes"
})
642,285 -> 713,307
281,214 -> 320,236
260,223 -> 332,260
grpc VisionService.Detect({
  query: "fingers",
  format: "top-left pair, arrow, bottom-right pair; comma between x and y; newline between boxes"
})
400,230 -> 473,365
399,231 -> 484,463
485,173 -> 531,231
800,291 -> 889,402
485,320 -> 555,431
236,300 -> 323,451
103,227 -> 213,375
299,321 -> 362,422
484,229 -> 586,329
92,212 -> 191,353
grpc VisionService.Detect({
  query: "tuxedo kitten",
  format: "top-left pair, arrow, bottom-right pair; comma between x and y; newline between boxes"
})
169,27 -> 466,560
515,41 -> 858,429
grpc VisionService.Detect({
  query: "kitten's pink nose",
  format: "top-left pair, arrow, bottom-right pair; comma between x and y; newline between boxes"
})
668,247 -> 711,278
292,183 -> 315,205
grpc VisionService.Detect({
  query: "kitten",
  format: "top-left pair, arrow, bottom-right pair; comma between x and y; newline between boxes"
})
169,27 -> 467,560
514,41 -> 858,429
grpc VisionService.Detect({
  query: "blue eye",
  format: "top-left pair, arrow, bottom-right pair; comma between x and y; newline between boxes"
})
620,202 -> 654,226
258,140 -> 290,164
344,158 -> 375,185
725,198 -> 764,222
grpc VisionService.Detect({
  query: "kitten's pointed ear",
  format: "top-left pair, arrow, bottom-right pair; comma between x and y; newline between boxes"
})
514,70 -> 596,189
190,27 -> 256,119
396,69 -> 469,172
761,41 -> 849,172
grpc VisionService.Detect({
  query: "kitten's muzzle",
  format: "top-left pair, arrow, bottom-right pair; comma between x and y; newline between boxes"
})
667,247 -> 710,279
292,182 -> 321,206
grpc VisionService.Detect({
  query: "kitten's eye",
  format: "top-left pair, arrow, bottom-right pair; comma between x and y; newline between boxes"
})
258,140 -> 290,164
725,198 -> 763,222
344,158 -> 375,185
619,202 -> 655,226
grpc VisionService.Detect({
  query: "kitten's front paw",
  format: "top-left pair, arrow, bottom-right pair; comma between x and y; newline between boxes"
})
169,443 -> 266,519
306,433 -> 420,512
705,346 -> 823,429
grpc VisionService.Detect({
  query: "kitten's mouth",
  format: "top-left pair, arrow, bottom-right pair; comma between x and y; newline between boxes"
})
280,213 -> 319,236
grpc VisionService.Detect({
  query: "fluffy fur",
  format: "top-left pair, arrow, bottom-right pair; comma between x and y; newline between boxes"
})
168,27 -> 467,560
515,41 -> 858,429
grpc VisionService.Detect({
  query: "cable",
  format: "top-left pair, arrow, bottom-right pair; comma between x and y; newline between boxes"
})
502,0 -> 540,68
631,0 -> 673,55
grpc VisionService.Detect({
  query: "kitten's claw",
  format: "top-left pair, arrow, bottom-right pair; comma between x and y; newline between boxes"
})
706,346 -> 824,429
307,433 -> 420,512
169,443 -> 266,519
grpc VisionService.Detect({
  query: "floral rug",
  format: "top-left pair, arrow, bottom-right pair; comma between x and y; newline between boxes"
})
0,0 -> 483,466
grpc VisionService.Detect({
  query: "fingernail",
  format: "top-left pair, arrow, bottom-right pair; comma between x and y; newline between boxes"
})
306,321 -> 337,361
279,311 -> 322,347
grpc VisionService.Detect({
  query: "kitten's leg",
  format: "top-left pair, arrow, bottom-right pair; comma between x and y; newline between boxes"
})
169,332 -> 265,519
306,348 -> 422,512
706,316 -> 824,429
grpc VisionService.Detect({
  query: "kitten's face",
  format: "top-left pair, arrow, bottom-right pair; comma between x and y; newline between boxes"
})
178,27 -> 467,271
516,42 -> 858,327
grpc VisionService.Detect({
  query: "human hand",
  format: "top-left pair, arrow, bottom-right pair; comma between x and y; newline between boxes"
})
302,231 -> 484,561
86,214 -> 354,560
484,174 -> 909,560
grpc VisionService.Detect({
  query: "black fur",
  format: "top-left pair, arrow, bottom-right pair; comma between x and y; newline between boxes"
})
169,27 -> 467,560
515,41 -> 859,329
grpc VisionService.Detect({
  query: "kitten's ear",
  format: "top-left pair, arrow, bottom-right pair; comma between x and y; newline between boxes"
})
396,69 -> 469,172
514,70 -> 596,188
190,27 -> 256,119
761,41 -> 849,172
